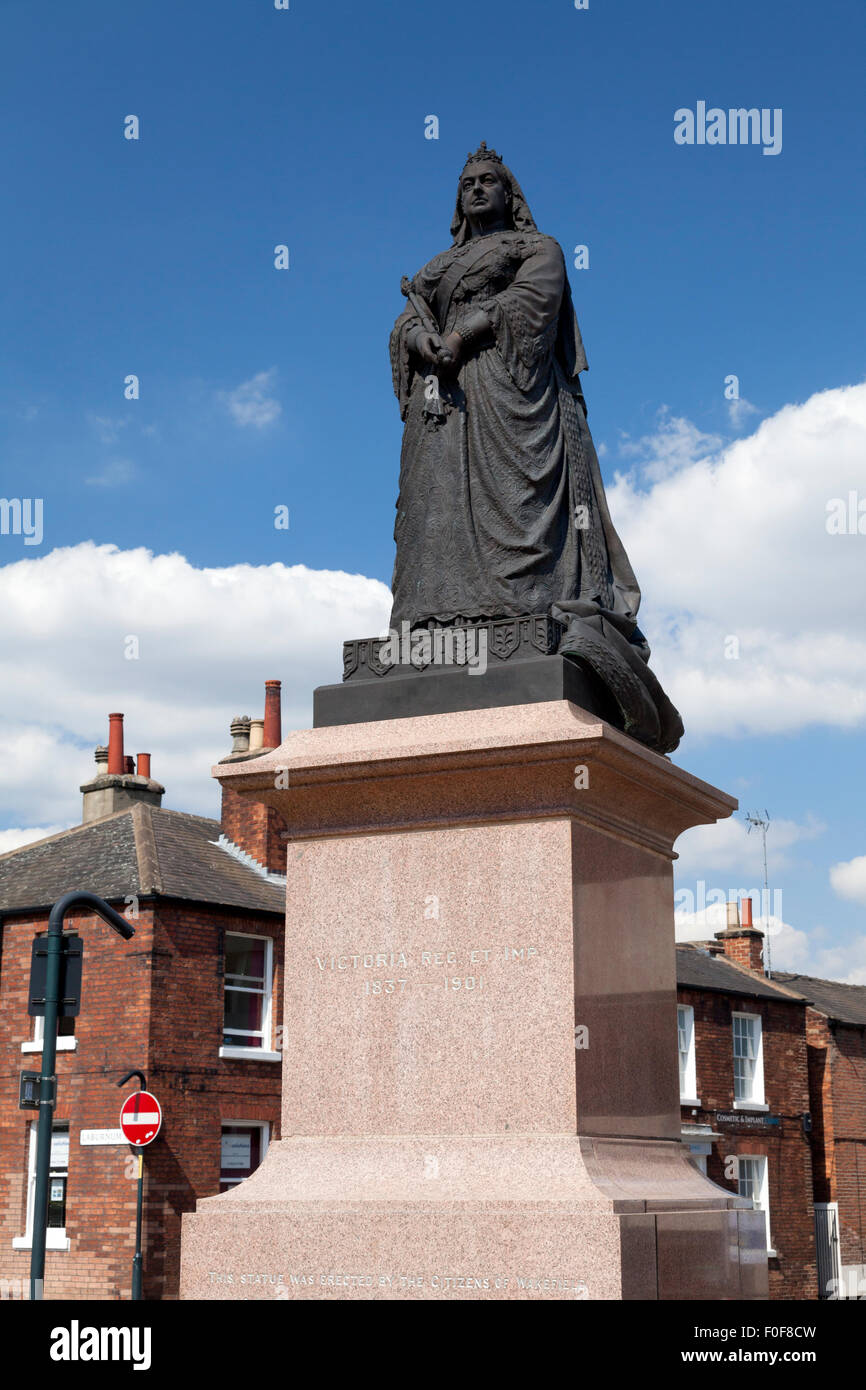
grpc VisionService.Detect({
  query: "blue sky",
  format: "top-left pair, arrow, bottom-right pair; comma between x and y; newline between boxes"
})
1,0 -> 865,977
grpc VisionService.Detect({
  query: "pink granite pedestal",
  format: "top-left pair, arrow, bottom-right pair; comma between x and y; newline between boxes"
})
179,701 -> 768,1300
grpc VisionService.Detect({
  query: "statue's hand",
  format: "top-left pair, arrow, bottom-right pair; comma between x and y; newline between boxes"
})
415,331 -> 446,366
437,332 -> 463,371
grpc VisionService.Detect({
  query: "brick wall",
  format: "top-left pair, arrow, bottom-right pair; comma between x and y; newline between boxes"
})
805,1010 -> 834,1206
679,985 -> 817,1300
806,1010 -> 866,1279
0,898 -> 283,1301
830,1023 -> 866,1272
143,901 -> 283,1299
0,904 -> 156,1300
220,785 -> 288,876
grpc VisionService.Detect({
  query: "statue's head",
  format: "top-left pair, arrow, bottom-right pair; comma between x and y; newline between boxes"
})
459,150 -> 511,229
451,143 -> 537,244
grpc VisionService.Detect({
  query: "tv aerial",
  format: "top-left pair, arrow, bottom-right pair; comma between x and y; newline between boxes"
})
744,811 -> 772,976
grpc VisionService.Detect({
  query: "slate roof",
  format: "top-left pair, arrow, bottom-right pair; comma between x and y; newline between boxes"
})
774,972 -> 866,1027
676,944 -> 807,1004
0,805 -> 284,917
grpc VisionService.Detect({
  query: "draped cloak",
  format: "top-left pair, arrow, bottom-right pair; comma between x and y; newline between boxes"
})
388,182 -> 683,754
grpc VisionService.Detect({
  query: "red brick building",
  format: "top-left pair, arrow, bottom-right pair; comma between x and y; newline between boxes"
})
676,907 -> 818,1301
774,971 -> 866,1299
0,693 -> 287,1301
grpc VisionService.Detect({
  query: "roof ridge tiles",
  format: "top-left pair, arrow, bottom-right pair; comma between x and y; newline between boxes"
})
131,802 -> 163,895
712,952 -> 809,1000
777,969 -> 866,992
675,943 -> 807,1002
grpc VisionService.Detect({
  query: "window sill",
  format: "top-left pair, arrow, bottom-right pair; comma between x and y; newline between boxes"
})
13,1231 -> 70,1251
219,1047 -> 281,1063
680,1097 -> 702,1108
21,1038 -> 77,1054
733,1100 -> 769,1112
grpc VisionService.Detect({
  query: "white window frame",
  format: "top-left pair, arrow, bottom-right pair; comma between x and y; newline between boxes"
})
678,1004 -> 699,1104
732,1011 -> 767,1109
12,1122 -> 71,1251
22,1013 -> 77,1054
738,1154 -> 774,1255
219,1120 -> 270,1189
218,933 -> 280,1061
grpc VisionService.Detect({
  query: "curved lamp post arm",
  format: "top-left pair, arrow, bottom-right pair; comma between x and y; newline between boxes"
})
48,890 -> 135,941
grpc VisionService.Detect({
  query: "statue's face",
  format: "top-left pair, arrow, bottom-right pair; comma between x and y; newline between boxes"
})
460,162 -> 508,225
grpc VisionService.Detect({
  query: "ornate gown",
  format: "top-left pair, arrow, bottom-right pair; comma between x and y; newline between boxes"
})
389,228 -> 683,754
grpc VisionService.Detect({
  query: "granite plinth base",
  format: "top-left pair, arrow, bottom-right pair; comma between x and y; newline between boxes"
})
180,700 -> 768,1301
180,1135 -> 767,1301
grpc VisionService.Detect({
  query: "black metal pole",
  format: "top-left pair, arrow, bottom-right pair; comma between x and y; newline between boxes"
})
30,892 -> 134,1302
117,1070 -> 148,1302
29,927 -> 61,1303
132,1152 -> 144,1301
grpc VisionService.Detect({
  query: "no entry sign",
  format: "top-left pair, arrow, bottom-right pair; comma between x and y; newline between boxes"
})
119,1091 -> 162,1147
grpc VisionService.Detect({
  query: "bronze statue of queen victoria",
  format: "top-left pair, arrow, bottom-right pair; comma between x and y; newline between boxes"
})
389,144 -> 683,754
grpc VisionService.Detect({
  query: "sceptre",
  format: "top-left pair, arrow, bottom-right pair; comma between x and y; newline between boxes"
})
401,276 -> 445,420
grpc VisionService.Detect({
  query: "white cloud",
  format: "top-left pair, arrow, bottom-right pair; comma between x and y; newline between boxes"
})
607,381 -> 866,737
830,854 -> 866,906
805,936 -> 866,987
675,901 -> 728,941
222,369 -> 282,429
87,414 -> 129,445
674,902 -> 813,972
674,813 -> 824,879
727,396 -> 760,430
617,409 -> 723,483
0,825 -> 68,853
0,542 -> 391,829
85,459 -> 138,488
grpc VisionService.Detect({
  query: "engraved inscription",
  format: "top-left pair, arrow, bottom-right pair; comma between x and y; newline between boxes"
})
207,1268 -> 589,1298
311,944 -> 540,995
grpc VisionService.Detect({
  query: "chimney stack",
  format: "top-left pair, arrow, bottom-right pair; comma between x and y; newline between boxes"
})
218,683 -> 289,875
715,897 -> 765,975
263,679 -> 282,749
81,714 -> 164,822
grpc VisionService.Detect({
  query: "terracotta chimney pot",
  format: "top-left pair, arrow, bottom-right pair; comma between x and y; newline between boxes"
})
263,680 -> 282,749
107,713 -> 124,775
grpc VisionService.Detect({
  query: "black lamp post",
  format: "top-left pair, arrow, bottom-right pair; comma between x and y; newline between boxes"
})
30,891 -> 134,1302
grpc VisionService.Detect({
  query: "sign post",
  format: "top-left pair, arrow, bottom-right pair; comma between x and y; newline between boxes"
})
29,892 -> 134,1303
118,1072 -> 162,1300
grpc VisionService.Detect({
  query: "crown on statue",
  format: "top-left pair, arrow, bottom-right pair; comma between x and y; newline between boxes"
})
462,141 -> 504,170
